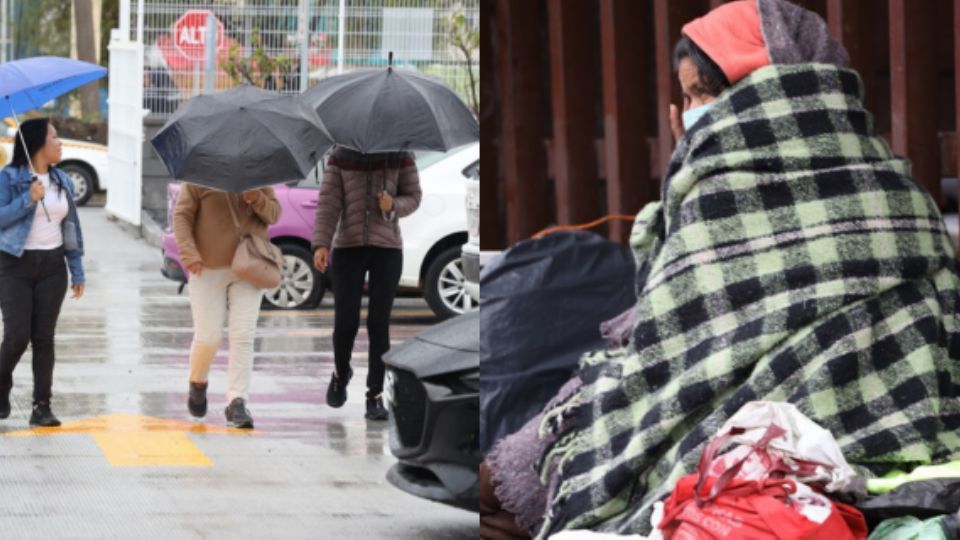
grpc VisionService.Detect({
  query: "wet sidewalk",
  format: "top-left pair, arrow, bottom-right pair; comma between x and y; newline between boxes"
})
0,208 -> 477,539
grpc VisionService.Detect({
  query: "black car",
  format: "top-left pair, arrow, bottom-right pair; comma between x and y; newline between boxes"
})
383,310 -> 480,512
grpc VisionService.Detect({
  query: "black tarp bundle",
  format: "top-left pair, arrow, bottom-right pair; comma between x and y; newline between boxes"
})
479,231 -> 636,454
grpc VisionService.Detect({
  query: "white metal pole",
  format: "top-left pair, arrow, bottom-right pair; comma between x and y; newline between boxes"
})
120,0 -> 130,42
1,0 -> 8,63
337,0 -> 345,75
242,0 -> 251,57
193,60 -> 200,95
136,0 -> 144,46
204,13 -> 216,94
298,0 -> 309,92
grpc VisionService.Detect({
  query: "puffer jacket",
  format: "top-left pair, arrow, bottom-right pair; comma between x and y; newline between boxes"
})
311,148 -> 422,251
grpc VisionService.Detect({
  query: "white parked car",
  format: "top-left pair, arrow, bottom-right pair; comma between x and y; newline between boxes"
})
2,126 -> 108,206
399,142 -> 479,318
462,167 -> 480,302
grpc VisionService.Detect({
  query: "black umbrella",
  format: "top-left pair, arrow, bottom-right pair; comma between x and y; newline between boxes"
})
301,54 -> 478,153
151,84 -> 333,192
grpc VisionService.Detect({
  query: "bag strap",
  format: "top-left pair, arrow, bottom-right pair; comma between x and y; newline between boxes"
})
224,192 -> 241,232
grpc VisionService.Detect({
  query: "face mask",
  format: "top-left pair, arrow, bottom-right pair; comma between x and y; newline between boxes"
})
682,103 -> 713,131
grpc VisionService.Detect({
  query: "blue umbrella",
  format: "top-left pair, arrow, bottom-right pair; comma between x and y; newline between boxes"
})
0,56 -> 107,219
0,56 -> 107,118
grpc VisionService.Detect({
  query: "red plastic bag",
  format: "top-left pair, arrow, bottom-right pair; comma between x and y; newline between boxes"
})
658,425 -> 868,540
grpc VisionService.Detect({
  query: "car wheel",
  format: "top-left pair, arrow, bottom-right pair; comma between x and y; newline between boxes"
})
59,163 -> 94,206
424,245 -> 476,320
262,244 -> 324,310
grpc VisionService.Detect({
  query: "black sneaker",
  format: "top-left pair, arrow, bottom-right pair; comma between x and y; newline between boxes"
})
224,398 -> 254,429
188,381 -> 208,418
30,402 -> 61,427
0,385 -> 10,419
365,395 -> 389,421
326,368 -> 352,408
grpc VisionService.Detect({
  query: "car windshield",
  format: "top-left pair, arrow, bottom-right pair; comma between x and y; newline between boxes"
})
414,151 -> 446,171
415,143 -> 475,172
296,166 -> 322,188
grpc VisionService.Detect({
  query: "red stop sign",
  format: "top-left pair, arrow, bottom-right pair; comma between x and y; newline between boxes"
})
173,10 -> 225,61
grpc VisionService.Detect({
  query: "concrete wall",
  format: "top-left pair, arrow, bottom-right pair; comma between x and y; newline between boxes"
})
141,116 -> 174,227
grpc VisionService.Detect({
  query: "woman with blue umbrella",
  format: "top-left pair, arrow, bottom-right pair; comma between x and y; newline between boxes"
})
0,57 -> 105,427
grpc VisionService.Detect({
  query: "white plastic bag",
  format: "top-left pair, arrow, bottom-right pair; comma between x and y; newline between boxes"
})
717,401 -> 860,493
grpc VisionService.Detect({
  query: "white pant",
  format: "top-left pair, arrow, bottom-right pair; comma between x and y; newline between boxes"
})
187,267 -> 263,402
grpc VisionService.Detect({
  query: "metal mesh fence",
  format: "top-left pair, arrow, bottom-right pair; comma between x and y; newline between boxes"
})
134,0 -> 479,118
0,0 -> 11,63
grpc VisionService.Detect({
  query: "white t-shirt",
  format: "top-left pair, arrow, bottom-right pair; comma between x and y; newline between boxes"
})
23,173 -> 70,250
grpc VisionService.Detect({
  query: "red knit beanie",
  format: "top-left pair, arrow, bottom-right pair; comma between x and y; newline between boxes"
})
681,0 -> 770,85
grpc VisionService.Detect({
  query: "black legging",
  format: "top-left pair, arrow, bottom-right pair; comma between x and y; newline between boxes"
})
330,246 -> 403,399
0,248 -> 68,403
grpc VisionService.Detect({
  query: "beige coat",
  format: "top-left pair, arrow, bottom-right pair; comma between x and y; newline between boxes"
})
173,184 -> 281,269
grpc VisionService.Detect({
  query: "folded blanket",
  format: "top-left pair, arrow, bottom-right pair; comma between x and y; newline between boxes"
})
536,63 -> 960,538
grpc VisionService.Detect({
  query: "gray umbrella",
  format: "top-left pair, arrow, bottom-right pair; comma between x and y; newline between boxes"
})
151,84 -> 333,192
301,59 -> 478,153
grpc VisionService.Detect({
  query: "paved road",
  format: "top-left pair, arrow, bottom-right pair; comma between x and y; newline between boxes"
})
0,207 -> 477,539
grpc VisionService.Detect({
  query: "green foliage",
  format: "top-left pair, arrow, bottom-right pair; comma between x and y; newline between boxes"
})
101,0 -> 120,67
13,0 -> 72,58
221,28 -> 296,90
443,3 -> 479,117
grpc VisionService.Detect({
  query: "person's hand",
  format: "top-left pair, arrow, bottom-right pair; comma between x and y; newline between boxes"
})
242,189 -> 262,204
313,247 -> 329,273
71,284 -> 84,299
379,191 -> 394,213
29,179 -> 45,202
669,104 -> 685,145
187,261 -> 204,277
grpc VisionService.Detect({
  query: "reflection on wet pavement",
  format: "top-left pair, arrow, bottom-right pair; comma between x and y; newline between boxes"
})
0,209 -> 478,539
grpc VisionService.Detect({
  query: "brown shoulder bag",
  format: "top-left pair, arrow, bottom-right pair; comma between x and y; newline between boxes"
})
225,193 -> 284,289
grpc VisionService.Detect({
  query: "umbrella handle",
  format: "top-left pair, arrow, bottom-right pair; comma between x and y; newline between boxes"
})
6,100 -> 51,223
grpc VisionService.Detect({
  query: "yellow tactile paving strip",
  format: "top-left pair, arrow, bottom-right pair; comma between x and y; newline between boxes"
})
6,414 -> 257,467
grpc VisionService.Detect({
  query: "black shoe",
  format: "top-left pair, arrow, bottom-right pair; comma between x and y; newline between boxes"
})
365,396 -> 389,421
188,381 -> 208,418
326,368 -> 352,408
224,398 -> 254,429
29,402 -> 61,427
0,385 -> 10,419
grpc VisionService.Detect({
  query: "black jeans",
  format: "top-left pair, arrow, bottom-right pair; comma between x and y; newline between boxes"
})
0,248 -> 68,403
330,246 -> 403,399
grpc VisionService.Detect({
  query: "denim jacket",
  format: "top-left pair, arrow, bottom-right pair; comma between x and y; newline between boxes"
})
0,164 -> 85,285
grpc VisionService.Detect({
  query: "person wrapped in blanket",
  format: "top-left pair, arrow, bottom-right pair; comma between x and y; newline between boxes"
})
480,1 -> 960,539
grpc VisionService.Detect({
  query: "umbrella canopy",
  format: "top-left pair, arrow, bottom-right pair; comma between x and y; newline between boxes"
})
0,56 -> 107,118
151,85 -> 334,192
301,64 -> 478,153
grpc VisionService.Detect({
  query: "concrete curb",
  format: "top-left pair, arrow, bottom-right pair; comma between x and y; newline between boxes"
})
140,210 -> 164,249
105,210 -> 164,249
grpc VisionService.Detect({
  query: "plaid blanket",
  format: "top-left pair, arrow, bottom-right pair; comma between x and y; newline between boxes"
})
536,63 -> 960,537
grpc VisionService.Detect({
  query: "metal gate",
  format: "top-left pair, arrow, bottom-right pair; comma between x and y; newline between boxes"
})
134,0 -> 480,118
